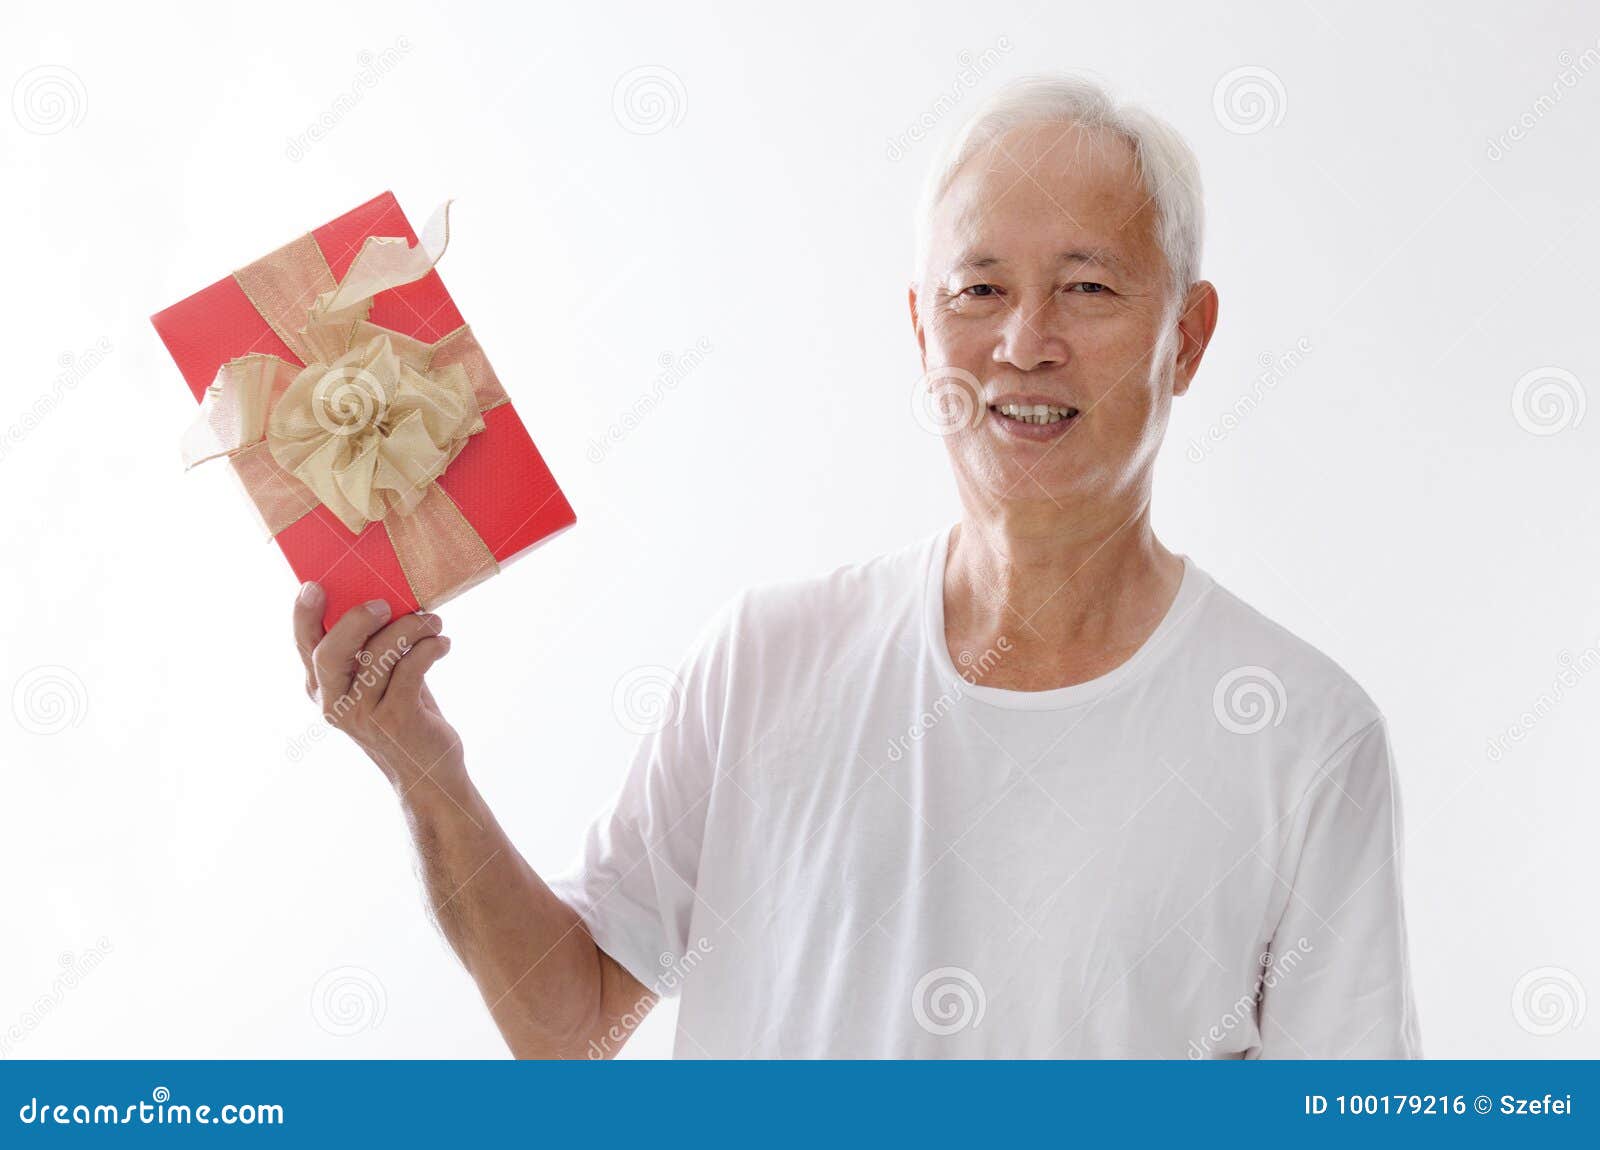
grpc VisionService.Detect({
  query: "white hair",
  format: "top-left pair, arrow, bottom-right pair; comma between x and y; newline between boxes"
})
914,73 -> 1205,304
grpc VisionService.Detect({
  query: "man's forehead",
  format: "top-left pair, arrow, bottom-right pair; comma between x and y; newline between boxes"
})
936,124 -> 1156,267
941,189 -> 1145,273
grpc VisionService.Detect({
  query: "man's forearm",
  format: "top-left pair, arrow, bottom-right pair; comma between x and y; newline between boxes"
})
398,772 -> 619,1058
289,588 -> 651,1057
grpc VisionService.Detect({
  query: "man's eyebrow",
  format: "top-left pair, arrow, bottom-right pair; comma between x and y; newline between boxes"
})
1058,247 -> 1127,272
951,248 -> 1127,273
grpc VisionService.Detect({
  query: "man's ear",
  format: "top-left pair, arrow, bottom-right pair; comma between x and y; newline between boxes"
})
908,283 -> 926,363
1172,280 -> 1219,398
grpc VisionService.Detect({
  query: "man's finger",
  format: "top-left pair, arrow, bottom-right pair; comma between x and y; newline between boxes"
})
313,598 -> 394,707
293,583 -> 327,696
383,634 -> 452,711
353,613 -> 444,711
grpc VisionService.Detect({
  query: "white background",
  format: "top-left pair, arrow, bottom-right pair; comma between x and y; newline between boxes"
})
2,0 -> 1596,1059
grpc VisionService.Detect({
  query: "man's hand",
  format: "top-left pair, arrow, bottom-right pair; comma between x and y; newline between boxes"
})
287,581 -> 655,1057
292,583 -> 462,799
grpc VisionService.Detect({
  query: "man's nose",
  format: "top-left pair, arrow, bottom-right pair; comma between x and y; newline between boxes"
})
993,298 -> 1067,373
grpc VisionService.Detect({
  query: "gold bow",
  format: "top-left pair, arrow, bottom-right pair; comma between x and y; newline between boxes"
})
267,333 -> 482,535
182,201 -> 509,609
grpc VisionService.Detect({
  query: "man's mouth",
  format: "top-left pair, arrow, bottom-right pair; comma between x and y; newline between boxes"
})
989,402 -> 1079,426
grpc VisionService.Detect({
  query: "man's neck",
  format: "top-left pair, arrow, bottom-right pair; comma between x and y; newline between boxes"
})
943,495 -> 1185,691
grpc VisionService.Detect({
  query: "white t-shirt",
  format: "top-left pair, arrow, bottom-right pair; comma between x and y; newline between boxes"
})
550,524 -> 1422,1058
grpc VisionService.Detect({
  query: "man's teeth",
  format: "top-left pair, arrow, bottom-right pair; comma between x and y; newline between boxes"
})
993,403 -> 1076,425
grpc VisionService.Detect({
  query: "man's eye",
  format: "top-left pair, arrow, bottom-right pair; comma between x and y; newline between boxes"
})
1069,282 -> 1109,294
959,283 -> 998,298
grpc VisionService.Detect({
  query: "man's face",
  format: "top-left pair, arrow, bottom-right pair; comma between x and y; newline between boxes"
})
912,121 -> 1212,513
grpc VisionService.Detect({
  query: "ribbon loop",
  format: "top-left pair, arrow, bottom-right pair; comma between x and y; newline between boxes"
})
321,199 -> 452,316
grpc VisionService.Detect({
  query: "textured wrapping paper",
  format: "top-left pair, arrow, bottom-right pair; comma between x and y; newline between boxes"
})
152,192 -> 576,629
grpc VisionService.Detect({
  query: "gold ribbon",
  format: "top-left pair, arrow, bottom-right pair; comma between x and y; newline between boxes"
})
182,202 -> 508,610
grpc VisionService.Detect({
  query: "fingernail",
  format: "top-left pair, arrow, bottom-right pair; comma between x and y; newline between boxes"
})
298,582 -> 324,606
365,599 -> 392,619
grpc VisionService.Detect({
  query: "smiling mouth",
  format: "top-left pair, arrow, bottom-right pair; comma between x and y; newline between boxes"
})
989,402 -> 1080,426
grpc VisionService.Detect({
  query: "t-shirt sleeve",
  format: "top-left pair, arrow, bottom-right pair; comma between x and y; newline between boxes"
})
1256,717 -> 1423,1058
544,594 -> 738,996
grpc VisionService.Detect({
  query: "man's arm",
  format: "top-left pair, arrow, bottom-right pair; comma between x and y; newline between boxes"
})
1256,718 -> 1422,1058
291,582 -> 653,1058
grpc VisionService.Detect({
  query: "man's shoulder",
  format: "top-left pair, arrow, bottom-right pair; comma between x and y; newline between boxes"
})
1183,563 -> 1386,747
719,530 -> 935,652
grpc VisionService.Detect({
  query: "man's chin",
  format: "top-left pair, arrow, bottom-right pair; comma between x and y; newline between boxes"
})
971,466 -> 1101,509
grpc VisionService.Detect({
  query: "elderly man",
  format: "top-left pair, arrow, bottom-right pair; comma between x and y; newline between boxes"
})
291,74 -> 1420,1058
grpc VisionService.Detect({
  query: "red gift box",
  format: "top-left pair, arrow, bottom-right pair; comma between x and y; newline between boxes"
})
152,192 -> 575,629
